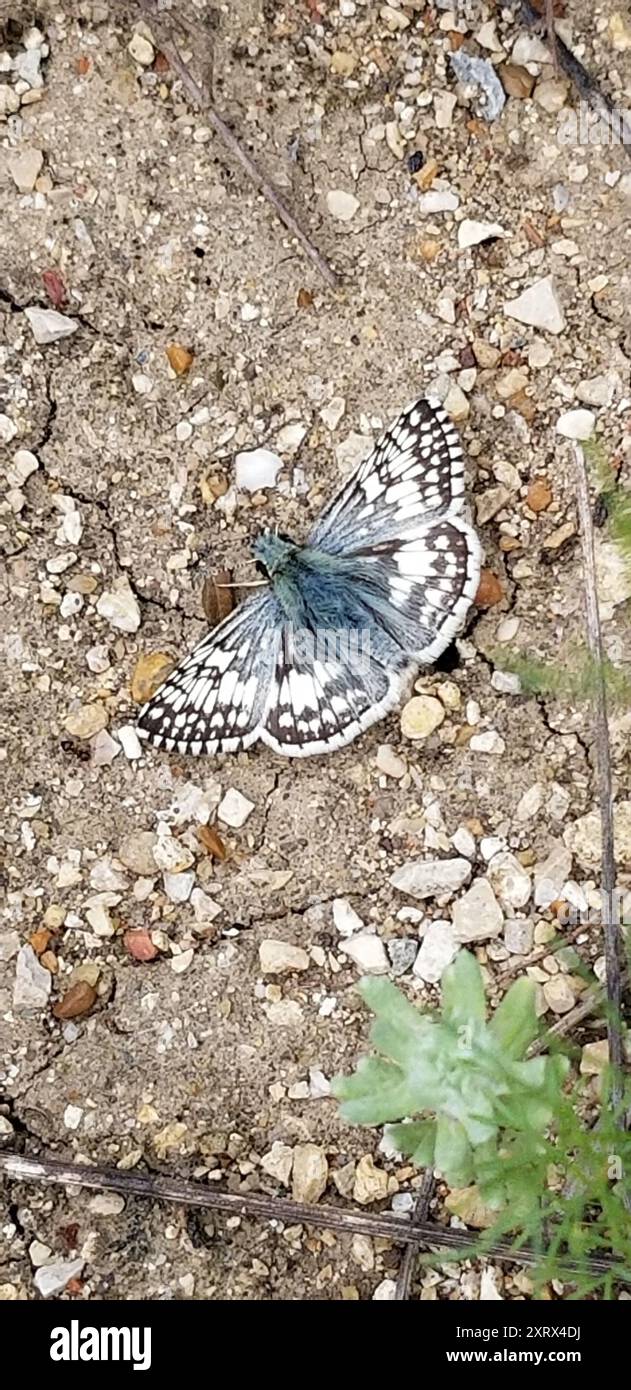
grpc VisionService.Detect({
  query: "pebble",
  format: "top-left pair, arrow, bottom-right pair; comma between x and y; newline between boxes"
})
332,898 -> 364,936
89,1193 -> 126,1216
534,78 -> 569,113
487,851 -> 532,909
64,1104 -> 83,1130
339,934 -> 389,974
85,901 -> 115,937
577,373 -> 617,408
556,409 -> 595,440
528,339 -> 553,369
413,919 -> 458,982
320,396 -> 346,431
129,32 -> 155,65
152,833 -> 194,873
14,48 -> 43,88
25,307 -> 79,345
373,1279 -> 397,1301
163,870 -> 195,903
504,919 -> 534,955
118,831 -> 157,876
534,843 -> 572,907
457,219 -> 506,250
29,1240 -> 52,1268
353,1154 -> 388,1205
418,188 -> 459,215
452,826 -> 476,858
63,704 -> 108,740
376,744 -> 406,778
391,857 -> 471,901
96,578 -> 141,633
124,928 -> 158,962
0,414 -> 17,444
595,539 -> 631,610
0,1117 -> 15,1143
504,276 -> 565,334
13,945 -> 52,1013
8,147 -> 43,192
0,930 -> 20,963
526,478 -> 553,512
259,939 -> 310,974
580,1040 -> 609,1075
326,189 -> 360,221
130,652 -> 173,702
261,1141 -> 293,1186
265,999 -> 304,1027
117,724 -> 143,760
386,938 -> 418,976
499,62 -> 535,99
469,730 -> 505,754
444,383 -> 470,422
171,948 -> 194,974
472,339 -> 500,369
516,783 -> 544,822
543,976 -> 575,1014
450,50 -> 506,120
235,448 -> 282,491
434,91 -> 457,129
400,695 -> 445,740
292,1144 -> 328,1203
34,1259 -> 85,1299
218,788 -> 255,828
452,878 -> 504,942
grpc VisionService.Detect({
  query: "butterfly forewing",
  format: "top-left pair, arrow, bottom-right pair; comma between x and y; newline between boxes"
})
309,396 -> 467,555
136,592 -> 281,755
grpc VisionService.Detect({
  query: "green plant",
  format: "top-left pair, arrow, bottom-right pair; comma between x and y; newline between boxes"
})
333,952 -> 631,1296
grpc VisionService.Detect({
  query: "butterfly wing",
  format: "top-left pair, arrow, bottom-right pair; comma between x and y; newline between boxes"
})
135,590 -> 281,756
309,396 -> 469,554
260,625 -> 413,757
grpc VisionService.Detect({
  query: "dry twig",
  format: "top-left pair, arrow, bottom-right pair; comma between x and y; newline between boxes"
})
395,1167 -> 435,1300
132,0 -> 340,288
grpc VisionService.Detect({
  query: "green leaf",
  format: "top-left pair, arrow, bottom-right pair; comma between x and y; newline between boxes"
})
434,1114 -> 474,1187
385,1120 -> 436,1166
488,977 -> 539,1058
441,951 -> 486,1029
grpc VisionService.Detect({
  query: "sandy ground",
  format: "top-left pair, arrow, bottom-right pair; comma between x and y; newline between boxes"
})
1,0 -> 631,1300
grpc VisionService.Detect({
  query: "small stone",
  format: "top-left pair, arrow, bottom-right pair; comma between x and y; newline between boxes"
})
29,1240 -> 52,1268
130,652 -> 174,703
118,831 -> 157,876
163,871 -> 195,903
534,843 -> 572,907
235,448 -> 283,491
434,91 -> 457,129
276,422 -> 307,454
117,724 -> 143,760
542,520 -> 576,551
0,415 -> 17,444
470,730 -> 505,754
8,147 -> 43,192
413,919 -> 458,983
476,486 -> 510,524
153,1121 -> 188,1158
261,1141 -> 293,1186
516,783 -> 544,821
64,1104 -> 83,1130
326,189 -> 360,221
452,878 -> 504,942
504,276 -> 565,334
85,902 -> 115,937
556,409 -> 595,441
380,4 -> 409,30
89,1192 -> 126,1216
443,383 -> 470,422
577,373 -> 617,408
259,939 -> 310,974
458,218 -> 506,250
129,32 -> 155,65
386,939 -> 418,976
391,858 -> 471,901
320,396 -> 346,431
64,704 -> 107,740
292,1144 -> 328,1203
353,1154 -> 388,1205
418,189 -> 459,215
475,570 -> 503,607
218,788 -> 255,828
534,78 -> 569,113
595,539 -> 631,610
499,62 -> 535,98
376,744 -> 406,778
496,367 -> 529,399
13,945 -> 52,1013
400,695 -> 445,741
332,898 -> 364,937
96,578 -> 141,633
165,343 -> 193,375
34,1260 -> 85,1299
124,928 -> 159,962
526,478 -> 553,512
171,948 -> 194,974
452,826 -> 475,858
152,834 -> 194,873
14,48 -> 43,88
472,339 -> 501,369
487,851 -> 531,910
53,980 -> 97,1019
330,50 -> 357,77
265,999 -> 304,1027
373,1278 -> 397,1301
504,919 -> 534,954
340,934 -> 389,974
0,1117 -> 15,1144
543,976 -> 575,1014
0,930 -> 20,963
24,307 -> 79,345
580,1040 -> 609,1075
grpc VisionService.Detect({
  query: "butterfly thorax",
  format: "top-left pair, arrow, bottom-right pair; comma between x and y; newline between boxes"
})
252,531 -> 299,577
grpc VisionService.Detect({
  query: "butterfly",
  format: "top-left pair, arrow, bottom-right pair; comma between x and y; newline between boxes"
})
136,397 -> 482,758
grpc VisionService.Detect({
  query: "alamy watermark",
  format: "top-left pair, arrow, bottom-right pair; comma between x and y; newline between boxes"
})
283,625 -> 373,674
557,101 -> 631,147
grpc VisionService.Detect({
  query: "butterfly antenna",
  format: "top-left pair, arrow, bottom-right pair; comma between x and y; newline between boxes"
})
215,580 -> 268,589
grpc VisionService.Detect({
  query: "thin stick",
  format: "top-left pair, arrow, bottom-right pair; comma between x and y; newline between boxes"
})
521,0 -> 631,158
0,1151 -> 617,1278
574,443 -> 624,1104
133,0 -> 340,289
395,1167 -> 435,1300
528,985 -> 605,1056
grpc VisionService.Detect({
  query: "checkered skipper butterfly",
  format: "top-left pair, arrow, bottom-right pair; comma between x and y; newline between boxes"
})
136,397 -> 481,757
